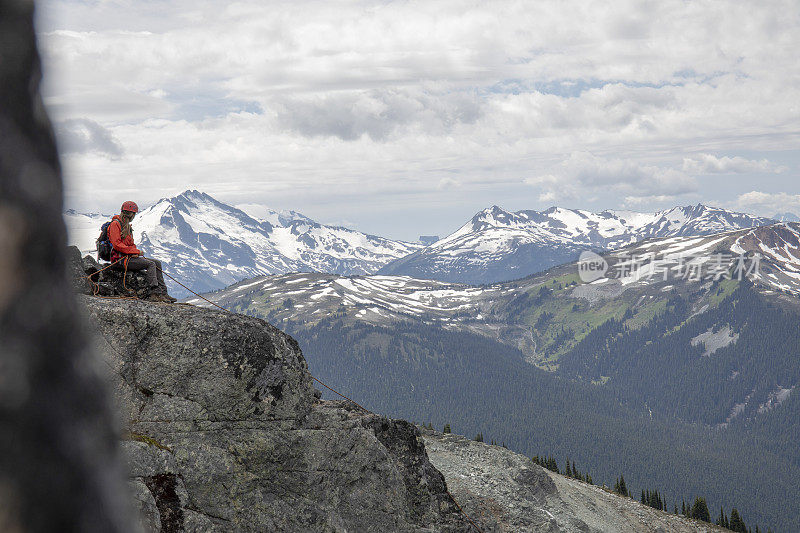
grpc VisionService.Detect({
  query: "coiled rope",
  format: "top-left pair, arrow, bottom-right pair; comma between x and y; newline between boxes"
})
85,256 -> 138,300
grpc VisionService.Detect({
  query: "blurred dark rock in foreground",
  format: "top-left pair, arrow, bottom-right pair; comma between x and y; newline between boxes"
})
0,1 -> 135,531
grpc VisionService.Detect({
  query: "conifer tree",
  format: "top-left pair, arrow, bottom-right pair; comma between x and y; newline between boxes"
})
613,476 -> 629,497
443,423 -> 451,434
474,433 -> 483,442
690,497 -> 710,522
565,460 -> 572,478
729,508 -> 747,533
716,506 -> 725,527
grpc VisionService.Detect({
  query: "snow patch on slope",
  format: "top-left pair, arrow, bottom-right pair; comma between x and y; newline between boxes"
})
691,326 -> 739,357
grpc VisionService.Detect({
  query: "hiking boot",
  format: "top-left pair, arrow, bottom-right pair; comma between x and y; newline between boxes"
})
146,293 -> 166,303
151,291 -> 177,303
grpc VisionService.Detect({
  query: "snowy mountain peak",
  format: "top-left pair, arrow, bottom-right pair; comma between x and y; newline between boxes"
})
152,190 -> 262,228
471,205 -> 519,230
379,203 -> 775,285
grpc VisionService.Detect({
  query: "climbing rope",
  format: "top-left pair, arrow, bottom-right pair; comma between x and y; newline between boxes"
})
150,261 -> 230,313
447,490 -> 484,533
147,259 -> 370,412
85,256 -> 138,300
308,376 -> 368,412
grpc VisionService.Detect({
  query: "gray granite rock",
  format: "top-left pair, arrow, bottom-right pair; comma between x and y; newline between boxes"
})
423,430 -> 726,533
84,296 -> 470,531
130,479 -> 162,533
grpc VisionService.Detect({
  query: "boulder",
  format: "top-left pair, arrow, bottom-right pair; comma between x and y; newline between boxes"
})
85,296 -> 470,532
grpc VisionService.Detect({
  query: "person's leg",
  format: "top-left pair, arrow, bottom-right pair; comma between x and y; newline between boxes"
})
119,256 -> 158,289
113,256 -> 147,271
112,256 -> 173,301
150,258 -> 169,294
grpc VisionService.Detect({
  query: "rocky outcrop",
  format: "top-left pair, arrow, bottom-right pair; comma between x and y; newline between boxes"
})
423,430 -> 726,533
84,296 -> 469,532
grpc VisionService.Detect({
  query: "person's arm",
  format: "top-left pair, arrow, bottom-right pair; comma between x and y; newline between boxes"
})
107,220 -> 142,255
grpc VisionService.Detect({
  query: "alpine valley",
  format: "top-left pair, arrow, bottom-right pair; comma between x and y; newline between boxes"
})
190,222 -> 800,532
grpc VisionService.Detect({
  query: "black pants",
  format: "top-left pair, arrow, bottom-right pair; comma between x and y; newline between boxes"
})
116,256 -> 168,293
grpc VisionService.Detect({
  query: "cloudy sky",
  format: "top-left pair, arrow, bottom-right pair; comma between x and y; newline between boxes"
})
38,0 -> 799,241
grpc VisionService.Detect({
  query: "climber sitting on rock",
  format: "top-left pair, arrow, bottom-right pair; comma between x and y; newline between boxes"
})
108,201 -> 177,303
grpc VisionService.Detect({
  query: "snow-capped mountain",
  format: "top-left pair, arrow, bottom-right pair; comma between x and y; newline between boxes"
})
588,222 -> 800,294
378,204 -> 775,284
188,272 -> 507,325
189,222 -> 800,364
65,190 -> 422,297
187,224 -> 800,533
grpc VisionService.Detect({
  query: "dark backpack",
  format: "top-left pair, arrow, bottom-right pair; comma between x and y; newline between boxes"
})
96,219 -> 125,262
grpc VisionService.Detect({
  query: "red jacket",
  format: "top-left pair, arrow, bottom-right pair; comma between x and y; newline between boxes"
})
108,214 -> 142,261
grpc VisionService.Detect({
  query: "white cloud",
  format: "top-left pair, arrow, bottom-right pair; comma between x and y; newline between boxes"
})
34,0 -> 800,234
683,154 -> 788,174
273,88 -> 482,141
538,190 -> 558,203
437,177 -> 461,190
735,191 -> 800,216
524,152 -> 696,204
622,195 -> 685,208
55,118 -> 124,158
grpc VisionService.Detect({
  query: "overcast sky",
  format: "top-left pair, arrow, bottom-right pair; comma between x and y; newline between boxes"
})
38,0 -> 799,241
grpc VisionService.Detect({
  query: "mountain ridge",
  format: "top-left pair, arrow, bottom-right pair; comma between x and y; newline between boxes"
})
193,222 -> 800,356
378,203 -> 776,284
65,193 -> 777,295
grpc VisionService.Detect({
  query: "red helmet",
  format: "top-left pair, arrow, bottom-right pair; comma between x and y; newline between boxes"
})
121,201 -> 139,213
